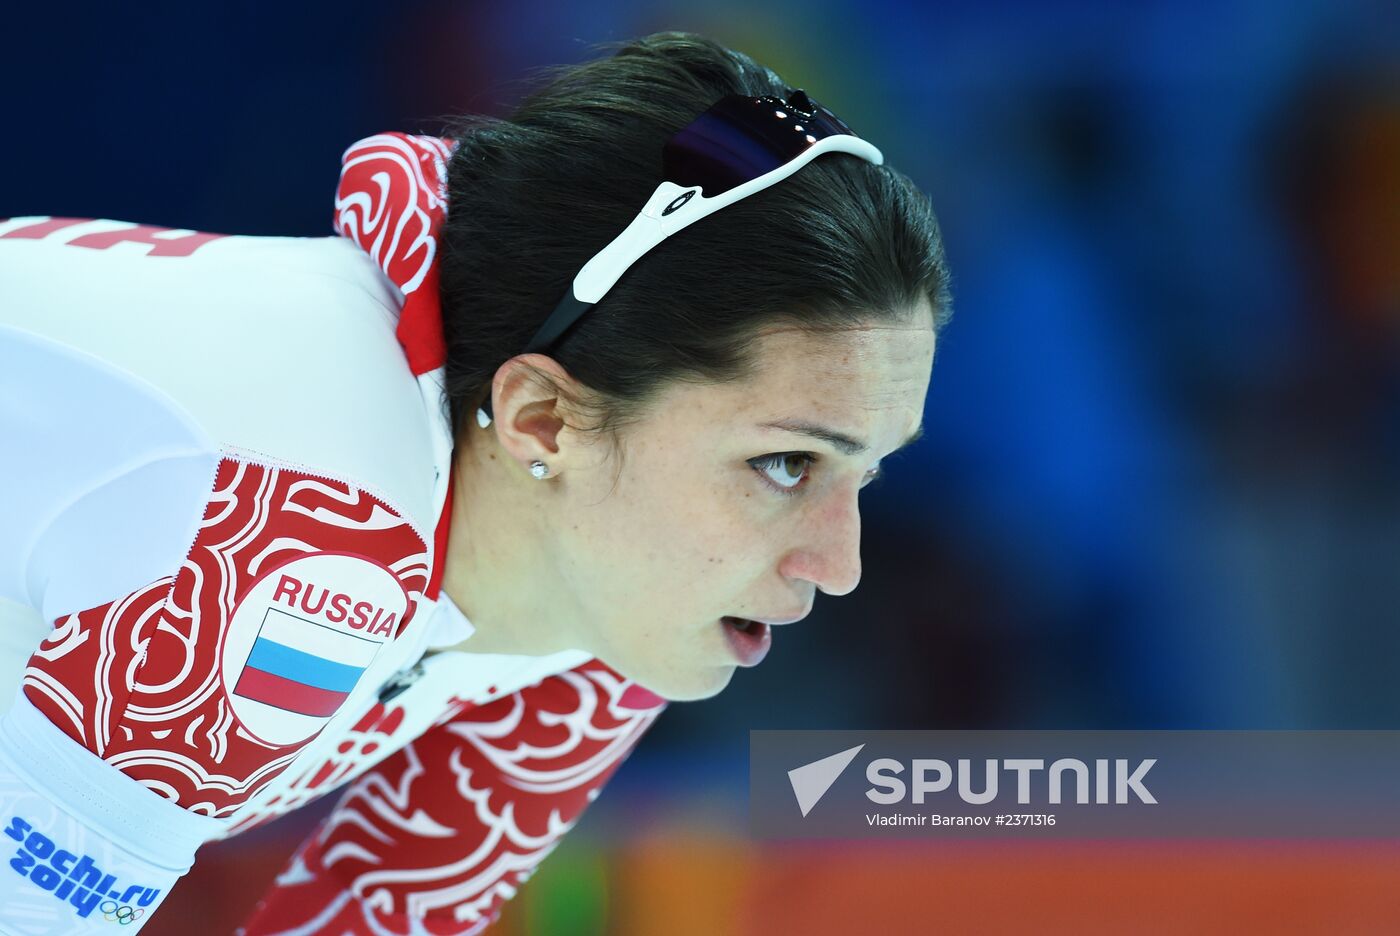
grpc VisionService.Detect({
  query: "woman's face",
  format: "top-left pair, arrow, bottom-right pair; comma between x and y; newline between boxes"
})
553,312 -> 937,701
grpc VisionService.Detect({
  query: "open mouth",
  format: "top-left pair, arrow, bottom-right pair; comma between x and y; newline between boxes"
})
720,616 -> 772,666
722,616 -> 763,635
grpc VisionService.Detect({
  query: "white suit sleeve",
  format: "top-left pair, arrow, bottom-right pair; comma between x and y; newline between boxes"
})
0,326 -> 224,933
0,324 -> 219,622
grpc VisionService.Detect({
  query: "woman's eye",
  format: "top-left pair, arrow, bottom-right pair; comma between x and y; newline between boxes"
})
749,452 -> 816,495
748,454 -> 886,497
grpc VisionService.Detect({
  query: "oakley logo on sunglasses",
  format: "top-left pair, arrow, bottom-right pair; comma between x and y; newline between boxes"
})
661,189 -> 699,216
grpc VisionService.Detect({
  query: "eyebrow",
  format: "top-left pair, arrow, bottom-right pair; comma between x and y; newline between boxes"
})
759,419 -> 925,457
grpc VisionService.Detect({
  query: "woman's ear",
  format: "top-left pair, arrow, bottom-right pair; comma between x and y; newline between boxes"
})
488,354 -> 578,468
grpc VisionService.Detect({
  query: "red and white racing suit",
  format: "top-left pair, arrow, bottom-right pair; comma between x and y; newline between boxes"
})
0,134 -> 665,934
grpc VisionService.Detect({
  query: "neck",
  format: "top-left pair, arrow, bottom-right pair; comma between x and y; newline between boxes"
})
437,432 -> 577,656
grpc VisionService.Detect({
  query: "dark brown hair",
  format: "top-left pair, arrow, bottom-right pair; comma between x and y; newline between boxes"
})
438,31 -> 951,442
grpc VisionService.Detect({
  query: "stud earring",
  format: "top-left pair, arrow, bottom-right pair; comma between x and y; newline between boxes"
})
529,460 -> 549,480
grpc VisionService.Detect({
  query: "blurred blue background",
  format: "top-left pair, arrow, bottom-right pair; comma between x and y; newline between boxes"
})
6,1 -> 1399,932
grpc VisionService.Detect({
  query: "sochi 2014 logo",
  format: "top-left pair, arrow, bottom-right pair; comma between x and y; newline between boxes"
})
4,814 -> 161,921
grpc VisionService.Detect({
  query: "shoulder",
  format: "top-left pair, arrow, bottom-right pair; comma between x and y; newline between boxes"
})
0,217 -> 439,533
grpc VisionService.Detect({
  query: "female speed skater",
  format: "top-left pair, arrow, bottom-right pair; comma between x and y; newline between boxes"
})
0,30 -> 949,934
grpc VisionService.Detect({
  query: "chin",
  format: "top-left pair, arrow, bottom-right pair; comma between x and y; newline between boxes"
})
623,660 -> 736,703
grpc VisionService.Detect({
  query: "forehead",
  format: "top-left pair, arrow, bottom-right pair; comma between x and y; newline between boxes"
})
748,318 -> 934,394
670,315 -> 937,443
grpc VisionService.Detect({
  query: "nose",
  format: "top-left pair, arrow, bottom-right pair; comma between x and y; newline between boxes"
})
778,489 -> 863,598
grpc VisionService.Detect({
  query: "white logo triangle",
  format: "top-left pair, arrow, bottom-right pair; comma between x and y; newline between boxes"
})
788,743 -> 865,817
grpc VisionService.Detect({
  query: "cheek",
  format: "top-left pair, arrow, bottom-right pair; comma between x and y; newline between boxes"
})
597,466 -> 754,592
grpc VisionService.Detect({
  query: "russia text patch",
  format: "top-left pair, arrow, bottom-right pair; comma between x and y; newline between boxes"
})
222,552 -> 408,745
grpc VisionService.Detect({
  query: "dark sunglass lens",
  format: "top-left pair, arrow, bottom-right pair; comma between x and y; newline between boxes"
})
663,94 -> 843,196
793,89 -> 857,137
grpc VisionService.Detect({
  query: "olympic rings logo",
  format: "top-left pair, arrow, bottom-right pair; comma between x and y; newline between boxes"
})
99,900 -> 145,925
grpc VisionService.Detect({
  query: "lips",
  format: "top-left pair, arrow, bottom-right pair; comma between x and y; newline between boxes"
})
720,616 -> 771,667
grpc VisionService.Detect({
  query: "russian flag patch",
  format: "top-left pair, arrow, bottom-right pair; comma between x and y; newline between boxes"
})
222,552 -> 410,747
233,610 -> 380,717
